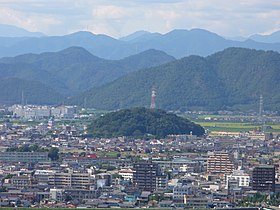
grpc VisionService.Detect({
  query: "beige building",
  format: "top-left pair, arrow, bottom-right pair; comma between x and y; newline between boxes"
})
207,152 -> 234,174
48,172 -> 94,189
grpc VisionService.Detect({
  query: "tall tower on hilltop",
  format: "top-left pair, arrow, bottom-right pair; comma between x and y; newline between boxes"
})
150,87 -> 156,109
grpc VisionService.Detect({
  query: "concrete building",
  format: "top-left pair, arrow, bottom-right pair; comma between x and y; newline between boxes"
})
118,168 -> 134,181
0,152 -> 49,163
225,168 -> 250,189
156,174 -> 168,192
133,161 -> 160,192
48,172 -> 94,190
252,165 -> 275,193
49,188 -> 64,201
11,175 -> 33,189
207,152 -> 234,174
34,170 -> 55,185
173,182 -> 193,203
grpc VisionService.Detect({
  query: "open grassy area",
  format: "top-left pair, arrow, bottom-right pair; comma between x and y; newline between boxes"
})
196,121 -> 280,133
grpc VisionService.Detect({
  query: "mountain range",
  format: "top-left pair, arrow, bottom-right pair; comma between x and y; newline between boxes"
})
1,24 -> 280,110
249,31 -> 280,43
72,48 -> 280,111
0,27 -> 280,59
0,47 -> 175,104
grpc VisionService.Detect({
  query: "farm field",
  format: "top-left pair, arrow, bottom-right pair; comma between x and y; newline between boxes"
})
196,121 -> 280,133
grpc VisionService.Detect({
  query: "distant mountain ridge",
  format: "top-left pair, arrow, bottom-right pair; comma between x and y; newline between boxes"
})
0,24 -> 44,37
249,31 -> 280,43
0,28 -> 280,59
72,48 -> 280,111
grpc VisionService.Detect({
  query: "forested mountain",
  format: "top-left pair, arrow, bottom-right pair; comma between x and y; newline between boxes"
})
0,78 -> 62,105
0,29 -> 280,59
0,47 -> 175,97
73,48 -> 280,111
88,107 -> 205,138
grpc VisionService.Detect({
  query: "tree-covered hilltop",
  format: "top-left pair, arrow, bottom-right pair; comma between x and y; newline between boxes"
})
88,107 -> 205,139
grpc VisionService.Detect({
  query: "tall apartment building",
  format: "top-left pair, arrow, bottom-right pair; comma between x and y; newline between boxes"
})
133,161 -> 160,192
252,165 -> 275,193
207,152 -> 234,174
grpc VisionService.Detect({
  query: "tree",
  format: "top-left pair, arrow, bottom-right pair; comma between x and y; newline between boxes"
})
48,147 -> 59,161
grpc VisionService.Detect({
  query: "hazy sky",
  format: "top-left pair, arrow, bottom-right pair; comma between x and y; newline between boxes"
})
0,0 -> 279,38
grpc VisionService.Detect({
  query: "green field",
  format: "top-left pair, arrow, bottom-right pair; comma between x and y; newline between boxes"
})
196,121 -> 280,133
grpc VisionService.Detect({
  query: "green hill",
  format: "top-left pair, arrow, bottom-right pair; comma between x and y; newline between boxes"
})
0,78 -> 63,104
73,48 -> 280,111
88,107 -> 205,138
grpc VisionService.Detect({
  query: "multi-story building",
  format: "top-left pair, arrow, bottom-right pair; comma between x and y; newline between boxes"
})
252,165 -> 275,193
225,168 -> 250,189
207,152 -> 234,174
156,174 -> 168,192
48,172 -> 94,190
118,168 -> 134,181
34,170 -> 55,185
173,182 -> 193,203
11,175 -> 33,189
133,161 -> 160,192
0,152 -> 49,163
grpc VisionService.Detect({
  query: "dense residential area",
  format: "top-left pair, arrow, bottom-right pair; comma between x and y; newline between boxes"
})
0,2 -> 279,209
0,105 -> 279,208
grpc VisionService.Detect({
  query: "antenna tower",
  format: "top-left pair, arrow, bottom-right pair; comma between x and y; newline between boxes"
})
258,94 -> 266,132
259,94 -> 263,117
21,91 -> 24,107
150,87 -> 156,109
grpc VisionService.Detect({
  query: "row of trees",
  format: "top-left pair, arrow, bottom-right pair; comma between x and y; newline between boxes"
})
239,193 -> 280,207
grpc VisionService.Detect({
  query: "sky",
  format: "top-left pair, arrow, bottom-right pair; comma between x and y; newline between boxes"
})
0,0 -> 279,38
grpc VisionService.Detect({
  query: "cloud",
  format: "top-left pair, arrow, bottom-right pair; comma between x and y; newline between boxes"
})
0,7 -> 61,33
0,0 -> 279,37
92,5 -> 126,19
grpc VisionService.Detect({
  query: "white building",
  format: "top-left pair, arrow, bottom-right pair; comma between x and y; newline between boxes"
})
118,168 -> 135,181
9,105 -> 51,119
51,105 -> 77,118
50,188 -> 64,201
9,104 -> 77,119
225,168 -> 250,189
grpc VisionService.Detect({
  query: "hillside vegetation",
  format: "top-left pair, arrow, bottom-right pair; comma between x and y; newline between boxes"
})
75,48 -> 280,111
0,47 -> 174,104
0,78 -> 62,105
88,107 -> 205,138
